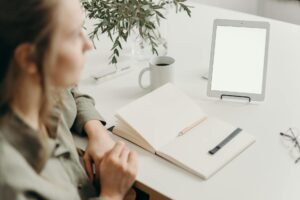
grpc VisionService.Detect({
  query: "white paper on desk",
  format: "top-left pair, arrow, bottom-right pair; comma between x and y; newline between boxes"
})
156,117 -> 256,179
115,83 -> 207,151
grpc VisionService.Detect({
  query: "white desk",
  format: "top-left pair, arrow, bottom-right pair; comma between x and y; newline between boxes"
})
75,2 -> 300,199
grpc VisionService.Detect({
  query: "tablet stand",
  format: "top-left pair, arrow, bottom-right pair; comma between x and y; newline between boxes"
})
220,94 -> 251,102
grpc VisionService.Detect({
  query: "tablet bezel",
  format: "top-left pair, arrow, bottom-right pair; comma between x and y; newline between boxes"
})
207,19 -> 270,101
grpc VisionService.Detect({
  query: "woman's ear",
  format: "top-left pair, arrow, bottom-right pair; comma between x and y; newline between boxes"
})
14,43 -> 38,75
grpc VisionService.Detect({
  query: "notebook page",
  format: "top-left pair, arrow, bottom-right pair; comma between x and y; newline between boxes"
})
157,117 -> 255,179
115,83 -> 207,151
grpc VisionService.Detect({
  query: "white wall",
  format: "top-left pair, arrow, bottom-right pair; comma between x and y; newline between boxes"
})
192,0 -> 259,14
258,0 -> 300,25
193,0 -> 300,25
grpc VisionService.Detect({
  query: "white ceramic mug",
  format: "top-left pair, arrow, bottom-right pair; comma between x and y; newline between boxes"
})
138,56 -> 175,90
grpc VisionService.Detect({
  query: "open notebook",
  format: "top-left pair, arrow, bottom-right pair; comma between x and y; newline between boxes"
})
112,83 -> 255,179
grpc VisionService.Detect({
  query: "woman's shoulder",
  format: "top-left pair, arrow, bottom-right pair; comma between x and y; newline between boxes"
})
0,134 -> 22,179
0,133 -> 38,189
0,131 -> 9,157
0,133 -> 27,169
0,132 -> 33,172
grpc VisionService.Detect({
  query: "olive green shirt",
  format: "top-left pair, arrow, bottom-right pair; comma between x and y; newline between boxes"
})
0,88 -> 106,200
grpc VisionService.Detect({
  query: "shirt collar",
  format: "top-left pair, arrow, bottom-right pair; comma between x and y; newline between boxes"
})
0,106 -> 61,173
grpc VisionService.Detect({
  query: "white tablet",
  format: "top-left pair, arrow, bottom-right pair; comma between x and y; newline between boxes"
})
207,19 -> 270,102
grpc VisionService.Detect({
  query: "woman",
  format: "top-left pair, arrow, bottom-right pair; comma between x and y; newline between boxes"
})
0,0 -> 137,199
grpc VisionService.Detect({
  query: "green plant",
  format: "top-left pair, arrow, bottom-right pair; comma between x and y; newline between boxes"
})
82,0 -> 192,64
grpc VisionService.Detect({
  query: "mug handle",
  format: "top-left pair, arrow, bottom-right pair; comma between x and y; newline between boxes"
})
138,67 -> 151,90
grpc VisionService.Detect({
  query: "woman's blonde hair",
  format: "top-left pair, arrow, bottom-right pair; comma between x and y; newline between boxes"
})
0,0 -> 60,126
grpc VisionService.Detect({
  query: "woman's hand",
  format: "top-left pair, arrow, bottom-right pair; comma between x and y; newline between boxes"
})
83,120 -> 115,182
99,141 -> 138,200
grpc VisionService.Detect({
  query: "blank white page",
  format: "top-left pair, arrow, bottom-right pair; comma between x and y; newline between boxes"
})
157,117 -> 255,179
211,26 -> 267,94
115,83 -> 207,151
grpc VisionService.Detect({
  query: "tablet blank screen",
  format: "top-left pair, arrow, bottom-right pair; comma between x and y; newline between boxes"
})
211,26 -> 267,94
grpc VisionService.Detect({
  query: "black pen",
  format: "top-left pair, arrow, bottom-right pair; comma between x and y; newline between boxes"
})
208,128 -> 242,155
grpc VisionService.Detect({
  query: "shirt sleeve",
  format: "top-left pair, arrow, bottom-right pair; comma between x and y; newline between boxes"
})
70,87 -> 106,136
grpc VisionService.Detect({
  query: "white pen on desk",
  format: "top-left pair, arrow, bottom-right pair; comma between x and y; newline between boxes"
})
177,117 -> 207,137
92,66 -> 131,80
